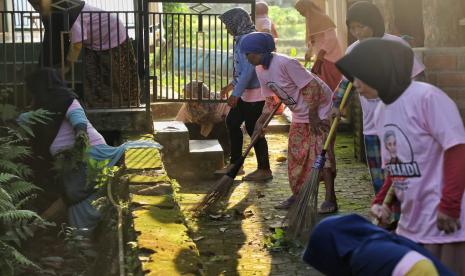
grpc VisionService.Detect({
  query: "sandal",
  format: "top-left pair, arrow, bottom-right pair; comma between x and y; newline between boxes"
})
274,195 -> 296,210
318,200 -> 338,214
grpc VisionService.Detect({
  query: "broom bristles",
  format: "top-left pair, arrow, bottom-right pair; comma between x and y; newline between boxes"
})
193,175 -> 235,213
287,167 -> 322,239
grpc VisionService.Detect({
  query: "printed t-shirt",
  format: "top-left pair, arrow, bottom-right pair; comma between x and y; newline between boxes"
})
256,53 -> 333,123
374,81 -> 465,243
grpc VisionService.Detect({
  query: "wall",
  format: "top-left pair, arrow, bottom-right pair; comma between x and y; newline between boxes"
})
415,47 -> 465,117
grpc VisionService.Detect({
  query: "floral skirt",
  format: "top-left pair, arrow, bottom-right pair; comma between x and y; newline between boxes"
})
83,39 -> 140,108
287,122 -> 335,195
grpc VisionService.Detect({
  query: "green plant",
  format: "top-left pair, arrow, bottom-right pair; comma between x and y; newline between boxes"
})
264,228 -> 290,252
0,87 -> 52,275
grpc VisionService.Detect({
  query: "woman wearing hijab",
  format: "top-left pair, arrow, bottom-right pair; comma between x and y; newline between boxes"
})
241,32 -> 337,213
342,1 -> 425,194
216,8 -> 273,182
21,68 -> 160,235
336,38 -> 465,274
304,214 -> 454,276
295,0 -> 343,91
28,0 -> 84,67
66,2 -> 139,108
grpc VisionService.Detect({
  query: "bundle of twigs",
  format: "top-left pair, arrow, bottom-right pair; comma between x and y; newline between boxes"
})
194,101 -> 282,213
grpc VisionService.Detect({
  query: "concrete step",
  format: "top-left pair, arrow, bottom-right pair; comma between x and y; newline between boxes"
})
267,115 -> 290,133
153,121 -> 189,158
187,140 -> 224,179
151,102 -> 183,120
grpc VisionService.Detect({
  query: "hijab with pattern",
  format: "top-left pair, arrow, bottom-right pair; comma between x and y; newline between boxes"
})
335,38 -> 413,105
219,7 -> 255,37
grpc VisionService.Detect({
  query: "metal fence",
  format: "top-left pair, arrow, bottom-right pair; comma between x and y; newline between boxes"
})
145,0 -> 255,102
1,0 -> 256,110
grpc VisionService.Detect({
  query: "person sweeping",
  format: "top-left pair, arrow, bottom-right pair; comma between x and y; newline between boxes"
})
336,38 -> 465,275
240,32 -> 337,213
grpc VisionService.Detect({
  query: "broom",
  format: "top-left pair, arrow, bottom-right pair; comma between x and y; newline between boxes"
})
195,101 -> 283,213
287,82 -> 353,239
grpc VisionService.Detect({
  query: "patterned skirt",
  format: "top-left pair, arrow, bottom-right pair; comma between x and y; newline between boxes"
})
83,39 -> 140,108
287,122 -> 335,195
364,135 -> 385,194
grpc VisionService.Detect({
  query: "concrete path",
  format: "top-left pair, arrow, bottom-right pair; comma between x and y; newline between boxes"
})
176,132 -> 374,276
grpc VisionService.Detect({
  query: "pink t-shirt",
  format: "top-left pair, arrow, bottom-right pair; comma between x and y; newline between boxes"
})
347,33 -> 426,135
374,81 -> 465,244
241,88 -> 265,102
255,16 -> 272,33
70,4 -> 128,51
256,53 -> 333,123
50,100 -> 106,156
308,28 -> 343,63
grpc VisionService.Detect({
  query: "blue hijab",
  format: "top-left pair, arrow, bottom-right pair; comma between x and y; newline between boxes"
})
303,214 -> 454,276
240,32 -> 275,69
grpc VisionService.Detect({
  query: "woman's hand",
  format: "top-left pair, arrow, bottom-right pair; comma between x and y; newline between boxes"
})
437,211 -> 462,234
220,83 -> 234,99
227,95 -> 239,108
371,204 -> 392,225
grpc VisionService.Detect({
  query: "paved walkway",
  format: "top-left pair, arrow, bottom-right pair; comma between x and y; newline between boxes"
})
176,132 -> 375,276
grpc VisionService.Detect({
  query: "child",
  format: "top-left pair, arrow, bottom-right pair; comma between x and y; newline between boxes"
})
255,2 -> 279,42
343,1 -> 425,194
241,32 -> 337,213
295,0 -> 343,91
304,214 -> 453,276
216,8 -> 273,181
336,38 -> 465,274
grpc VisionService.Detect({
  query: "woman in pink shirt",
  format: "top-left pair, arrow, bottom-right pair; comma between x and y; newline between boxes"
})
241,32 -> 338,213
295,0 -> 343,91
336,38 -> 465,274
66,3 -> 139,108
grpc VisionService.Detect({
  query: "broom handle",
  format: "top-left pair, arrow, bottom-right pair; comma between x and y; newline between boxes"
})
243,101 -> 282,157
373,184 -> 396,226
323,82 -> 353,151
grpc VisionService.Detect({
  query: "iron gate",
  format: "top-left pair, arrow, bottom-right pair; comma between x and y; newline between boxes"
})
0,0 -> 255,110
144,0 -> 256,103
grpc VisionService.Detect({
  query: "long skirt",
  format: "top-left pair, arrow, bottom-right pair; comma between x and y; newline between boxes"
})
83,39 -> 140,108
424,242 -> 465,275
364,134 -> 385,194
287,122 -> 335,195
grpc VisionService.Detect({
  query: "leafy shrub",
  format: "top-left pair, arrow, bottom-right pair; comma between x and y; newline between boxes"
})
0,87 -> 51,275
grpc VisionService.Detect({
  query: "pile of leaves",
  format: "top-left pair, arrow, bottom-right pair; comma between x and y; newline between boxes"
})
0,87 -> 52,275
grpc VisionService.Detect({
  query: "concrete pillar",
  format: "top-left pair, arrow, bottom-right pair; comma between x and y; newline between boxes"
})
372,0 -> 397,34
326,0 -> 348,49
422,0 -> 465,47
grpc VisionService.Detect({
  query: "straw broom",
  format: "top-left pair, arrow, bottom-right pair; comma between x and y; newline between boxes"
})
287,82 -> 353,239
195,101 -> 282,213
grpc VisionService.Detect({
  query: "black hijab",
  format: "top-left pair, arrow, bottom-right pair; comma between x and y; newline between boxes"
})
34,0 -> 85,66
25,68 -> 77,159
346,1 -> 385,37
335,38 -> 413,105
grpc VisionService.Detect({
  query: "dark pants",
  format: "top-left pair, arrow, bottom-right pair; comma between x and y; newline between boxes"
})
226,99 -> 270,170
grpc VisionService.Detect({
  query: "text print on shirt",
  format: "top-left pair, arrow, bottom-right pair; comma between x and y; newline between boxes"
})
266,82 -> 297,109
383,124 -> 422,179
